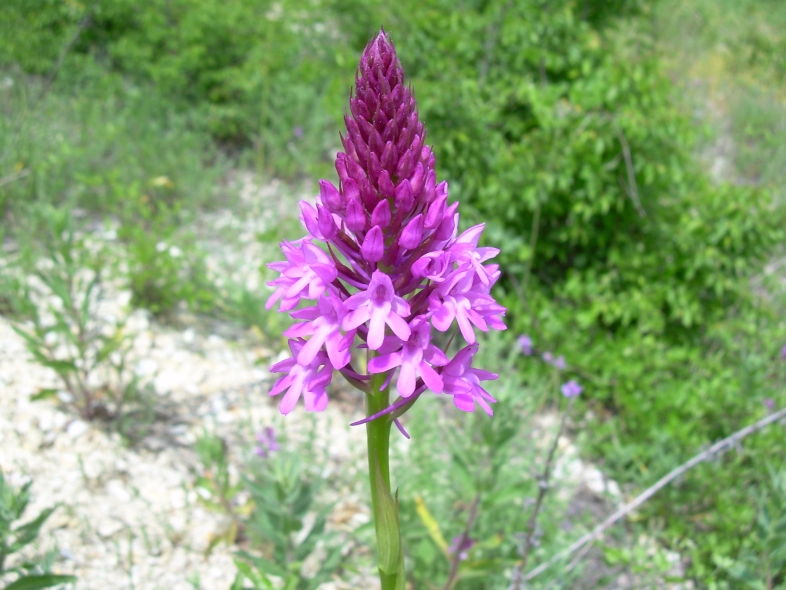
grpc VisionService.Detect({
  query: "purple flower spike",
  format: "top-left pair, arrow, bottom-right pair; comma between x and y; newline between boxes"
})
518,334 -> 533,355
265,29 -> 506,418
255,427 -> 280,458
561,380 -> 583,398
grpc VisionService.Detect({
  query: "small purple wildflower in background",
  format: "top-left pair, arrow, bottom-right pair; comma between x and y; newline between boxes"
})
294,126 -> 304,139
781,345 -> 786,359
763,398 -> 775,412
561,380 -> 583,398
518,334 -> 533,356
448,535 -> 475,561
553,355 -> 566,370
254,427 -> 280,458
542,351 -> 554,365
265,29 -> 506,420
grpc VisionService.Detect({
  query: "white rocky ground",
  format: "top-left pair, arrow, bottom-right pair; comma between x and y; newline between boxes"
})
0,174 -> 687,589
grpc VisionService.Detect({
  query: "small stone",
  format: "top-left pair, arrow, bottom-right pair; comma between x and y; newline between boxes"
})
106,479 -> 132,502
97,520 -> 123,538
182,328 -> 196,344
135,358 -> 158,377
66,420 -> 89,439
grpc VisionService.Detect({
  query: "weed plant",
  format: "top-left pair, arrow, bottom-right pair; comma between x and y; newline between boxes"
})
0,467 -> 75,590
191,429 -> 345,589
11,206 -> 144,423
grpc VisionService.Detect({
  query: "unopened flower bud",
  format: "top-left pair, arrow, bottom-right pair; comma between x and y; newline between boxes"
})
361,225 -> 384,262
399,214 -> 424,250
319,179 -> 344,211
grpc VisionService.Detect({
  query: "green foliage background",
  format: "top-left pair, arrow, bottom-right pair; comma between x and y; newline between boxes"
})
2,0 -> 786,585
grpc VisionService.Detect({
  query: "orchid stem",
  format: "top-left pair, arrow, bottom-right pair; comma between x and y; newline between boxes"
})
366,366 -> 402,590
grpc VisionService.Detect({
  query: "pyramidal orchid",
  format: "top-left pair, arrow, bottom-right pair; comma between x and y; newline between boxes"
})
265,29 -> 506,588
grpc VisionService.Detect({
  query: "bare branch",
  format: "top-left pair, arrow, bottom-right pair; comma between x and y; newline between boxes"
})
0,168 -> 30,188
524,405 -> 786,582
444,493 -> 481,590
510,395 -> 577,590
615,126 -> 646,218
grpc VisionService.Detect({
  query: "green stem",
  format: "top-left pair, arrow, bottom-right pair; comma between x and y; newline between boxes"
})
366,369 -> 400,590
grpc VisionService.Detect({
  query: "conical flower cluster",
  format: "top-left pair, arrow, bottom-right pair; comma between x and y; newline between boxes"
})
266,30 -> 506,420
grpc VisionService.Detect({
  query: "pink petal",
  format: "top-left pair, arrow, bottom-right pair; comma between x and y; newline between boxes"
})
386,313 -> 411,341
278,377 -> 304,414
270,374 -> 293,396
270,358 -> 296,373
418,361 -> 444,393
397,361 -> 417,396
431,300 -> 455,332
367,306 -> 387,350
368,352 -> 402,373
297,327 -> 330,365
453,393 -> 475,412
343,307 -> 371,331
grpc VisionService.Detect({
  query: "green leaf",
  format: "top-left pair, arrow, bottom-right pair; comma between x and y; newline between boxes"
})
11,506 -> 58,552
3,574 -> 77,590
233,551 -> 287,578
30,389 -> 59,402
39,360 -> 77,374
373,460 -> 401,576
413,494 -> 449,560
232,558 -> 274,590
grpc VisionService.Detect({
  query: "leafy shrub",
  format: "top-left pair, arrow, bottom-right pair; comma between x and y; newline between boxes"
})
118,199 -> 216,317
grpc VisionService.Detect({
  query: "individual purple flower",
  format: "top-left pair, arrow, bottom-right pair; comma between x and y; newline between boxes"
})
265,29 -> 506,417
554,355 -> 566,370
429,265 -> 506,344
343,270 -> 411,350
368,316 -> 447,397
449,224 -> 500,286
255,427 -> 280,458
265,240 -> 337,311
441,344 -> 499,415
269,339 -> 333,414
285,291 -> 355,369
518,335 -> 533,356
781,345 -> 786,360
763,398 -> 775,412
542,351 -> 554,365
561,380 -> 583,398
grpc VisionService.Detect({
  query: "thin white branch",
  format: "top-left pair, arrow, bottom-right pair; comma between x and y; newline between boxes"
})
524,405 -> 786,581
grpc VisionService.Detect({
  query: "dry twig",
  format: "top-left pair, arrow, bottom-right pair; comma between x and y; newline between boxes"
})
523,405 -> 786,582
509,396 -> 577,590
444,493 -> 481,590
